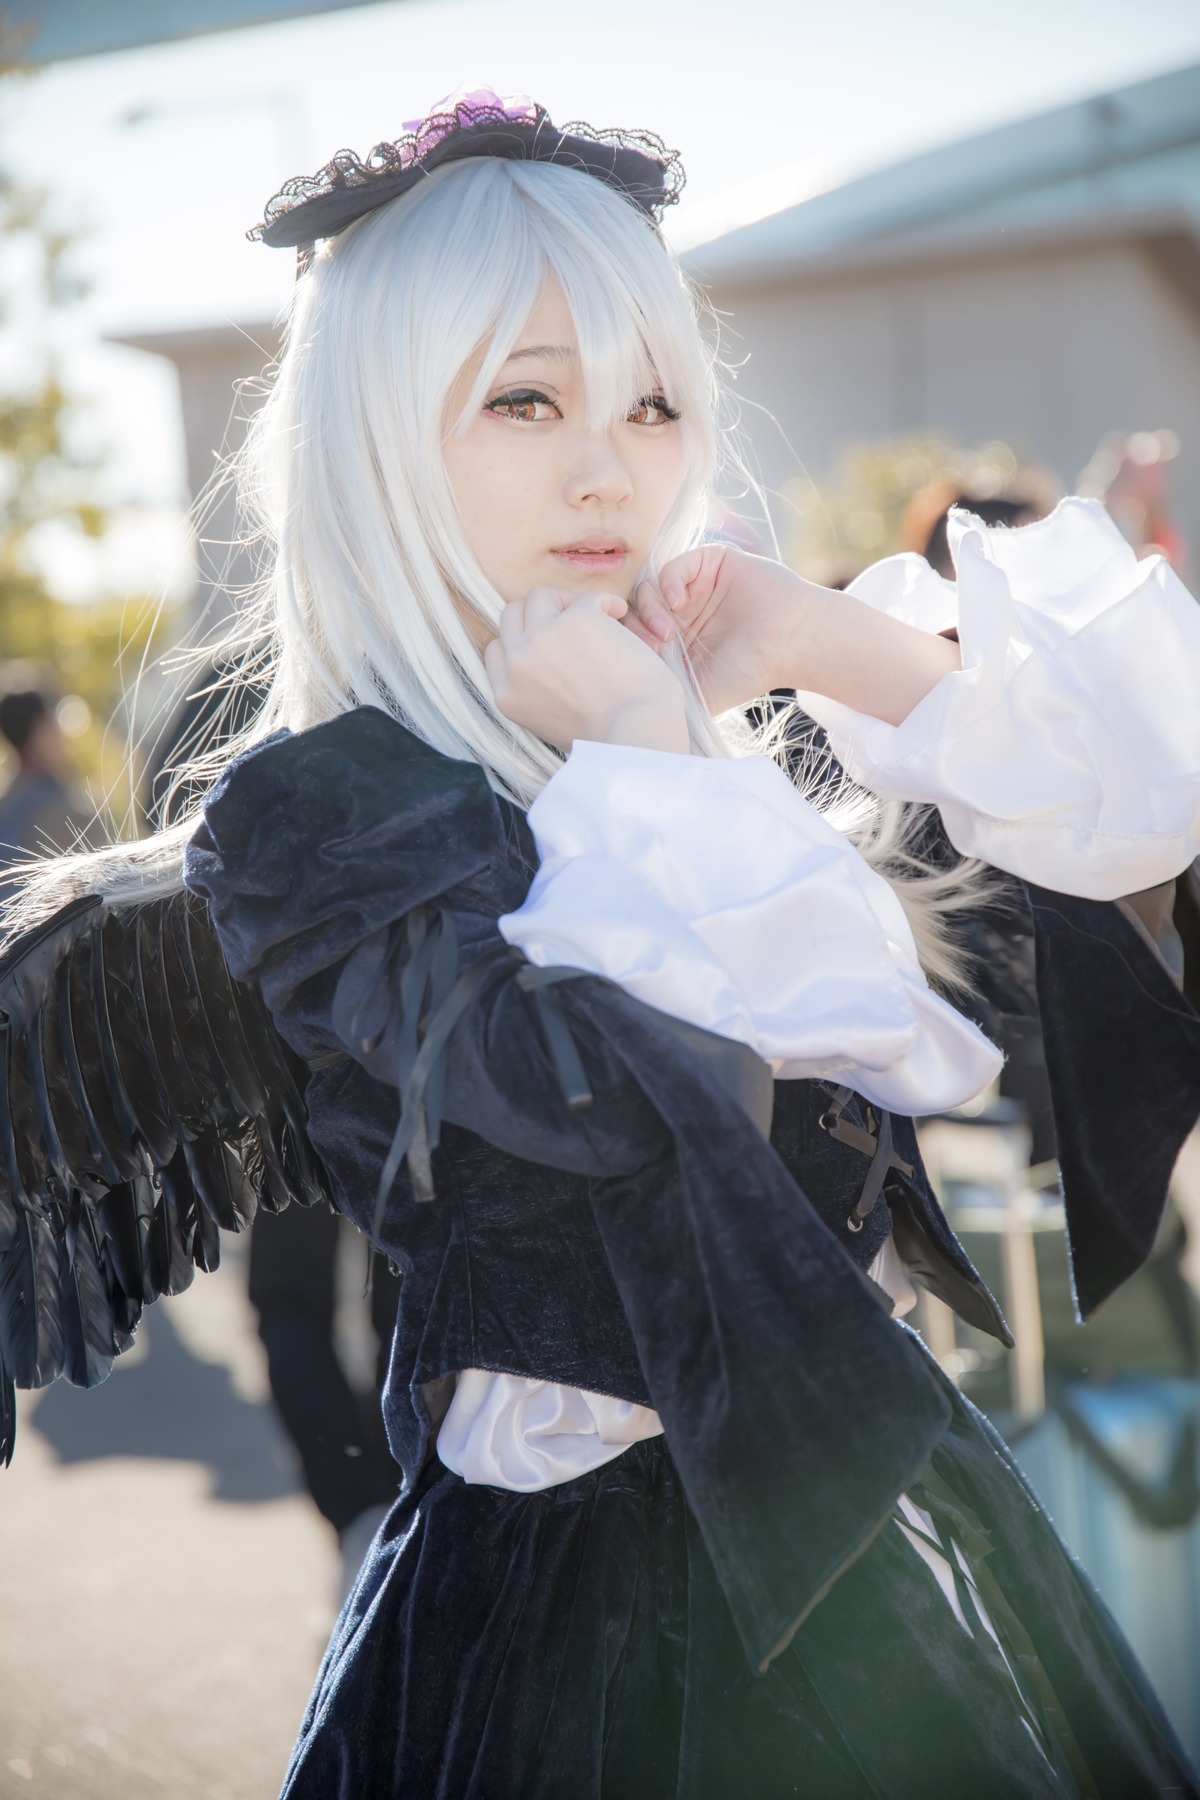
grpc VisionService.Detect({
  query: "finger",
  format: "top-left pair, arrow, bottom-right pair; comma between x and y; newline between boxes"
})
621,604 -> 667,652
567,589 -> 628,622
523,586 -> 573,629
497,599 -> 527,649
633,579 -> 675,643
656,547 -> 707,613
482,638 -> 506,696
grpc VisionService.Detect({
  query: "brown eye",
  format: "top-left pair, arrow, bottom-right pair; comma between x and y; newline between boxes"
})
627,395 -> 682,427
484,390 -> 561,423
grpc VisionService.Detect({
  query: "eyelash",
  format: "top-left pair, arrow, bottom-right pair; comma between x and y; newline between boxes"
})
631,395 -> 682,425
483,389 -> 682,425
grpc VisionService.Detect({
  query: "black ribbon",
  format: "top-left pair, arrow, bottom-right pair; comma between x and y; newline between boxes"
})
364,917 -> 599,1238
818,1084 -> 914,1231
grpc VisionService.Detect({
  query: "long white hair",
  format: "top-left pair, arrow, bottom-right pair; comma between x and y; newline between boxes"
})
2,154 -> 979,987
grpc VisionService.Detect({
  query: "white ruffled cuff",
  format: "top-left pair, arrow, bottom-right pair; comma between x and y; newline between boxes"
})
796,497 -> 1200,901
499,742 -> 1001,1116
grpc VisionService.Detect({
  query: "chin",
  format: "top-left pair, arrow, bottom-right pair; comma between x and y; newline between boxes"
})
552,568 -> 636,596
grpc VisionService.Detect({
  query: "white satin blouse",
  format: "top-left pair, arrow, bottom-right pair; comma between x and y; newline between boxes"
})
436,498 -> 1200,1494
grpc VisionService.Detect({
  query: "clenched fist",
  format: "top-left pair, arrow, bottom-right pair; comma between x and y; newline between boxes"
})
483,587 -> 689,754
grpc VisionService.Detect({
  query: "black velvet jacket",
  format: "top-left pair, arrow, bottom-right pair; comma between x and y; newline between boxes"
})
183,707 -> 1200,1674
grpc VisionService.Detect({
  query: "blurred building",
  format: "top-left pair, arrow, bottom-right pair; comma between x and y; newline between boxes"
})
110,323 -> 280,628
684,61 -> 1200,552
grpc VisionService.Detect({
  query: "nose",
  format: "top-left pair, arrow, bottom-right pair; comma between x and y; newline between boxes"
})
563,429 -> 633,510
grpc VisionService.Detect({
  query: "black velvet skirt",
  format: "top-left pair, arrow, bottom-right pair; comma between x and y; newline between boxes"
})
280,1385 -> 1196,1800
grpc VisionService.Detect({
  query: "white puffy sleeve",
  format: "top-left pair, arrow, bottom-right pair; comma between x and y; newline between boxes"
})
499,742 -> 1001,1116
796,498 -> 1200,900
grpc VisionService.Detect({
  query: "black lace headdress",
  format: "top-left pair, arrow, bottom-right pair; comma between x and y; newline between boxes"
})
249,86 -> 684,264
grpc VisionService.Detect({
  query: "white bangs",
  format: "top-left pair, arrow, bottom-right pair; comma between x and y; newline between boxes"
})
443,160 -> 713,461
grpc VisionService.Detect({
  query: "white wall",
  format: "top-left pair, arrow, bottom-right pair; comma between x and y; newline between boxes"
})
118,325 -> 281,628
707,239 -> 1200,562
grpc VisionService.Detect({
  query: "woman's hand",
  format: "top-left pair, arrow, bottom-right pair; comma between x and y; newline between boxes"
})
484,587 -> 689,754
631,544 -> 815,715
631,543 -> 961,726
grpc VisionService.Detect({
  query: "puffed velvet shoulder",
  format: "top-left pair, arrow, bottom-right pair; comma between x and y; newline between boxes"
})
184,707 -> 515,990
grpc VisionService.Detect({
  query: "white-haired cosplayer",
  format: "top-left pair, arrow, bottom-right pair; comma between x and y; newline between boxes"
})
2,89 -> 1200,1798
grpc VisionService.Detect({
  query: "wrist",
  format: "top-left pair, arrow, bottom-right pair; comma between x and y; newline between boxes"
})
774,574 -> 834,692
598,689 -> 689,754
781,583 -> 962,724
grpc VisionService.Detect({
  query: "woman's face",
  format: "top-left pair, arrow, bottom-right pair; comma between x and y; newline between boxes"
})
443,281 -> 687,628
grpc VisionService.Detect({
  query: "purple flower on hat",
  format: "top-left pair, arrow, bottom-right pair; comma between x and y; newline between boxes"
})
402,85 -> 538,142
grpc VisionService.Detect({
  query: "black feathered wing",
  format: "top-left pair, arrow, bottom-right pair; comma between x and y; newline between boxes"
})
0,888 -> 330,1463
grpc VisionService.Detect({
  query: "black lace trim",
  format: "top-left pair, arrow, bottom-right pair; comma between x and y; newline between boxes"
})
248,102 -> 684,247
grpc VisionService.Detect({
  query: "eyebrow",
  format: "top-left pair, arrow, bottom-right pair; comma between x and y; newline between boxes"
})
499,342 -> 578,367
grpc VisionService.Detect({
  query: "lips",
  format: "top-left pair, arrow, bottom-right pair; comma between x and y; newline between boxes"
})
551,537 -> 629,569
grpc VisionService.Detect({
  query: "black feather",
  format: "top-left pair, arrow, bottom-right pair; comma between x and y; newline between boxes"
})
230,985 -> 326,1210
180,1125 -> 254,1233
135,904 -> 209,1127
3,902 -> 104,1199
0,1018 -> 24,1254
0,1354 -> 15,1467
39,962 -> 99,1184
145,1173 -> 194,1300
159,1141 -> 222,1272
100,911 -> 177,1164
96,1178 -> 154,1303
23,991 -> 74,1201
182,895 -> 268,1119
58,1191 -> 115,1388
70,929 -> 148,1183
0,1206 -> 63,1387
96,1223 -> 141,1350
190,1188 -> 223,1274
185,895 -> 326,1212
161,902 -> 226,1121
88,918 -> 153,1158
55,954 -> 127,1188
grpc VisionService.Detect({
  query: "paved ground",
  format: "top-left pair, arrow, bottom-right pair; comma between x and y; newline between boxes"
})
0,1237 -> 340,1800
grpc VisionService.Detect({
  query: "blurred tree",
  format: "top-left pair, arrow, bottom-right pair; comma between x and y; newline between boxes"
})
0,20 -> 166,818
0,23 -> 100,631
784,432 -> 1058,586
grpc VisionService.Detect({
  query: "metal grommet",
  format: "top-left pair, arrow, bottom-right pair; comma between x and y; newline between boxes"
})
846,1214 -> 864,1233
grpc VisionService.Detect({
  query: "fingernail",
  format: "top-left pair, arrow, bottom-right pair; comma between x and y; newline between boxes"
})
653,616 -> 674,641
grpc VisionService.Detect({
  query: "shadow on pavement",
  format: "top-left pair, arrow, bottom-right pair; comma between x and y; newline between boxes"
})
26,1303 -> 299,1503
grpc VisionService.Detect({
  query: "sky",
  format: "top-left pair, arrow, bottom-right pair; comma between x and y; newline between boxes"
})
4,0 -> 1200,598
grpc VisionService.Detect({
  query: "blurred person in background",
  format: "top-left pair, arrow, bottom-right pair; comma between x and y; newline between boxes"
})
1078,428 -> 1189,576
0,683 -> 93,873
0,87 -> 1198,1800
900,480 -> 1048,581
